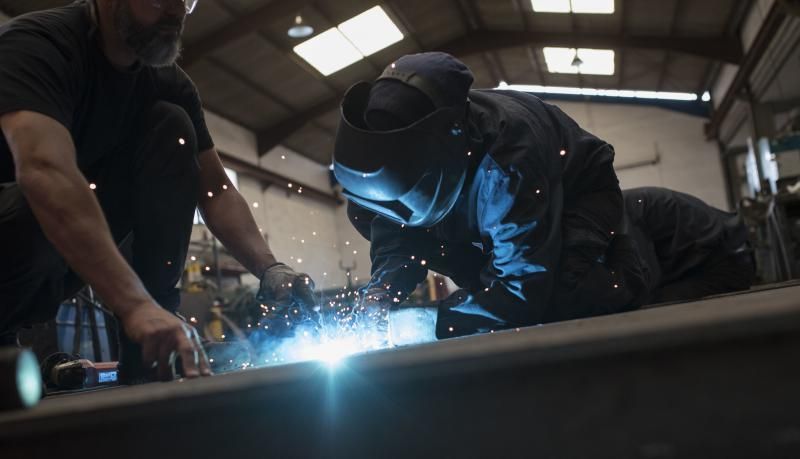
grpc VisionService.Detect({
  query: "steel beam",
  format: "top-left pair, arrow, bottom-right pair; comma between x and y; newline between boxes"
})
180,0 -> 315,66
256,29 -> 743,154
705,3 -> 787,139
218,151 -> 342,207
2,284 -> 800,458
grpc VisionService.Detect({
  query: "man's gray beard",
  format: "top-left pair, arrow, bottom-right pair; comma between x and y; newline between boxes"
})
113,0 -> 183,67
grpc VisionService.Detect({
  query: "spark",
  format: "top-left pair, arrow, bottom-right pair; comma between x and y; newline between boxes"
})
222,184 -> 228,190
178,138 -> 186,145
253,202 -> 259,208
560,149 -> 566,156
207,191 -> 214,198
281,155 -> 286,160
89,183 -> 97,190
205,266 -> 211,271
190,256 -> 197,261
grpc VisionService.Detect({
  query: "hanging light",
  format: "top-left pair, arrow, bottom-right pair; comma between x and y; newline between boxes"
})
288,14 -> 314,38
570,50 -> 584,69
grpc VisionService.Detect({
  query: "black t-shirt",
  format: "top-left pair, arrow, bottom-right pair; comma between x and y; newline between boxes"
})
0,0 -> 214,183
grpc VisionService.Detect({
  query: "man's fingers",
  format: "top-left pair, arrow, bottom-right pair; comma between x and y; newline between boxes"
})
188,327 -> 213,376
156,337 -> 176,381
141,336 -> 158,371
177,326 -> 200,378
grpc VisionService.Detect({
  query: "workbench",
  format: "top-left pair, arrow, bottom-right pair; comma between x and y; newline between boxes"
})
2,284 -> 800,458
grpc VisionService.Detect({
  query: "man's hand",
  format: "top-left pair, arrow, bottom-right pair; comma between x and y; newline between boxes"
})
120,303 -> 211,381
257,264 -> 316,310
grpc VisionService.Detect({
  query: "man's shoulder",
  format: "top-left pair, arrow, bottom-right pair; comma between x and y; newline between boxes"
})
0,2 -> 90,55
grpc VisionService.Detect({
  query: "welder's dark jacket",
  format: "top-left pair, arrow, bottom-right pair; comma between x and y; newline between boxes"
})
348,89 -> 639,328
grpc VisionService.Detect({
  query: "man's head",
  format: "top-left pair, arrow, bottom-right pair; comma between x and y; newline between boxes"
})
111,0 -> 193,67
333,52 -> 475,228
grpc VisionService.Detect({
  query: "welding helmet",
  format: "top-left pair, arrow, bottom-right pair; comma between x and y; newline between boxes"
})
333,53 -> 474,227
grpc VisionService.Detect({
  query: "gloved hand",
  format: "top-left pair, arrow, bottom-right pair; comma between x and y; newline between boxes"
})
352,288 -> 392,344
436,289 -> 508,339
256,263 -> 316,310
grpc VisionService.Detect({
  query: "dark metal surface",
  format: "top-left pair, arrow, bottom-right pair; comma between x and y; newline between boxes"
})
2,285 -> 800,458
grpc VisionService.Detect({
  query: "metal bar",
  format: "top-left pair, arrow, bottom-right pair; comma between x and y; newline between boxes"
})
705,3 -> 787,139
256,29 -> 744,153
2,285 -> 800,457
218,151 -> 341,207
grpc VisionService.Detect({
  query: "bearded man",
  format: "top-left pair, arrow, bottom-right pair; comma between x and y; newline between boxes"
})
0,0 -> 315,381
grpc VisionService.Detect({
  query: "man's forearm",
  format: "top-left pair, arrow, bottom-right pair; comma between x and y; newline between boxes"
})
200,188 -> 277,276
18,165 -> 153,319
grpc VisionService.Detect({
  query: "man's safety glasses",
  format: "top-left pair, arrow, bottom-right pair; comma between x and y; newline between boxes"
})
151,0 -> 199,15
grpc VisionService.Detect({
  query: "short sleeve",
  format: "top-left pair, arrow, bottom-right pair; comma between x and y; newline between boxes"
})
157,66 -> 215,152
0,28 -> 76,129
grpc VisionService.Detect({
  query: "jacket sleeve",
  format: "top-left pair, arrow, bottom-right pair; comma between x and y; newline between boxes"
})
468,151 -> 563,325
346,202 -> 429,299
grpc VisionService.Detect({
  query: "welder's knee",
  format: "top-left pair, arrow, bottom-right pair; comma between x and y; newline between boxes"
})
135,101 -> 199,178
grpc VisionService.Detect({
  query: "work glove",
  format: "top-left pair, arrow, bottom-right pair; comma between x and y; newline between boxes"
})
435,289 -> 508,339
355,289 -> 391,328
256,263 -> 316,310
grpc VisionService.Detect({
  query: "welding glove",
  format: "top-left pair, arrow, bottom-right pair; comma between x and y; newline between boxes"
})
354,288 -> 392,337
435,289 -> 509,339
257,263 -> 316,310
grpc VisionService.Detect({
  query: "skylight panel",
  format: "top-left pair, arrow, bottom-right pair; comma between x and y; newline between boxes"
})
531,0 -> 614,14
570,0 -> 615,14
530,0 -> 570,13
543,47 -> 615,75
338,6 -> 404,57
293,28 -> 363,76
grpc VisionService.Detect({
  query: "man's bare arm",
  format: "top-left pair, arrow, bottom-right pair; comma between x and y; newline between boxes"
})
196,148 -> 278,276
1,110 -> 209,378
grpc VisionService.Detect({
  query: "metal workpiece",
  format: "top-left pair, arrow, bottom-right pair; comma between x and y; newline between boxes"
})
2,284 -> 800,458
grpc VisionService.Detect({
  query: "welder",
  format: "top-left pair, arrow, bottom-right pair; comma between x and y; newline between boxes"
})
0,0 -> 315,381
334,52 -> 649,338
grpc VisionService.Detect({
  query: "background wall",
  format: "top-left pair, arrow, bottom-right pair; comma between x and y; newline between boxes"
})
202,111 -> 371,290
553,100 -> 729,210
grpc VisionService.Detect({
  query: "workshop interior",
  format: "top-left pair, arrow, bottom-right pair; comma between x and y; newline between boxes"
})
2,0 -> 800,457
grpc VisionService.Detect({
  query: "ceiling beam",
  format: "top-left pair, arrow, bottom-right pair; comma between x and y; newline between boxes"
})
705,3 -> 787,139
657,0 -> 686,91
617,0 -> 629,89
440,30 -> 743,64
257,29 -> 745,155
218,151 -> 341,207
181,0 -> 315,66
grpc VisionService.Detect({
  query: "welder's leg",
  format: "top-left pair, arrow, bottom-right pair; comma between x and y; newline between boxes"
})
88,101 -> 200,313
85,102 -> 198,382
0,183 -> 70,335
651,252 -> 756,303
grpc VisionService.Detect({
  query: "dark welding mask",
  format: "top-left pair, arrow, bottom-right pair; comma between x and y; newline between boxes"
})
333,71 -> 471,228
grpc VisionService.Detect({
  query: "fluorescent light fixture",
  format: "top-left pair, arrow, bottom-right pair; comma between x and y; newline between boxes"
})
496,84 -> 699,101
531,0 -> 614,13
293,28 -> 363,76
294,6 -> 404,76
338,6 -> 404,57
544,47 -> 615,75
